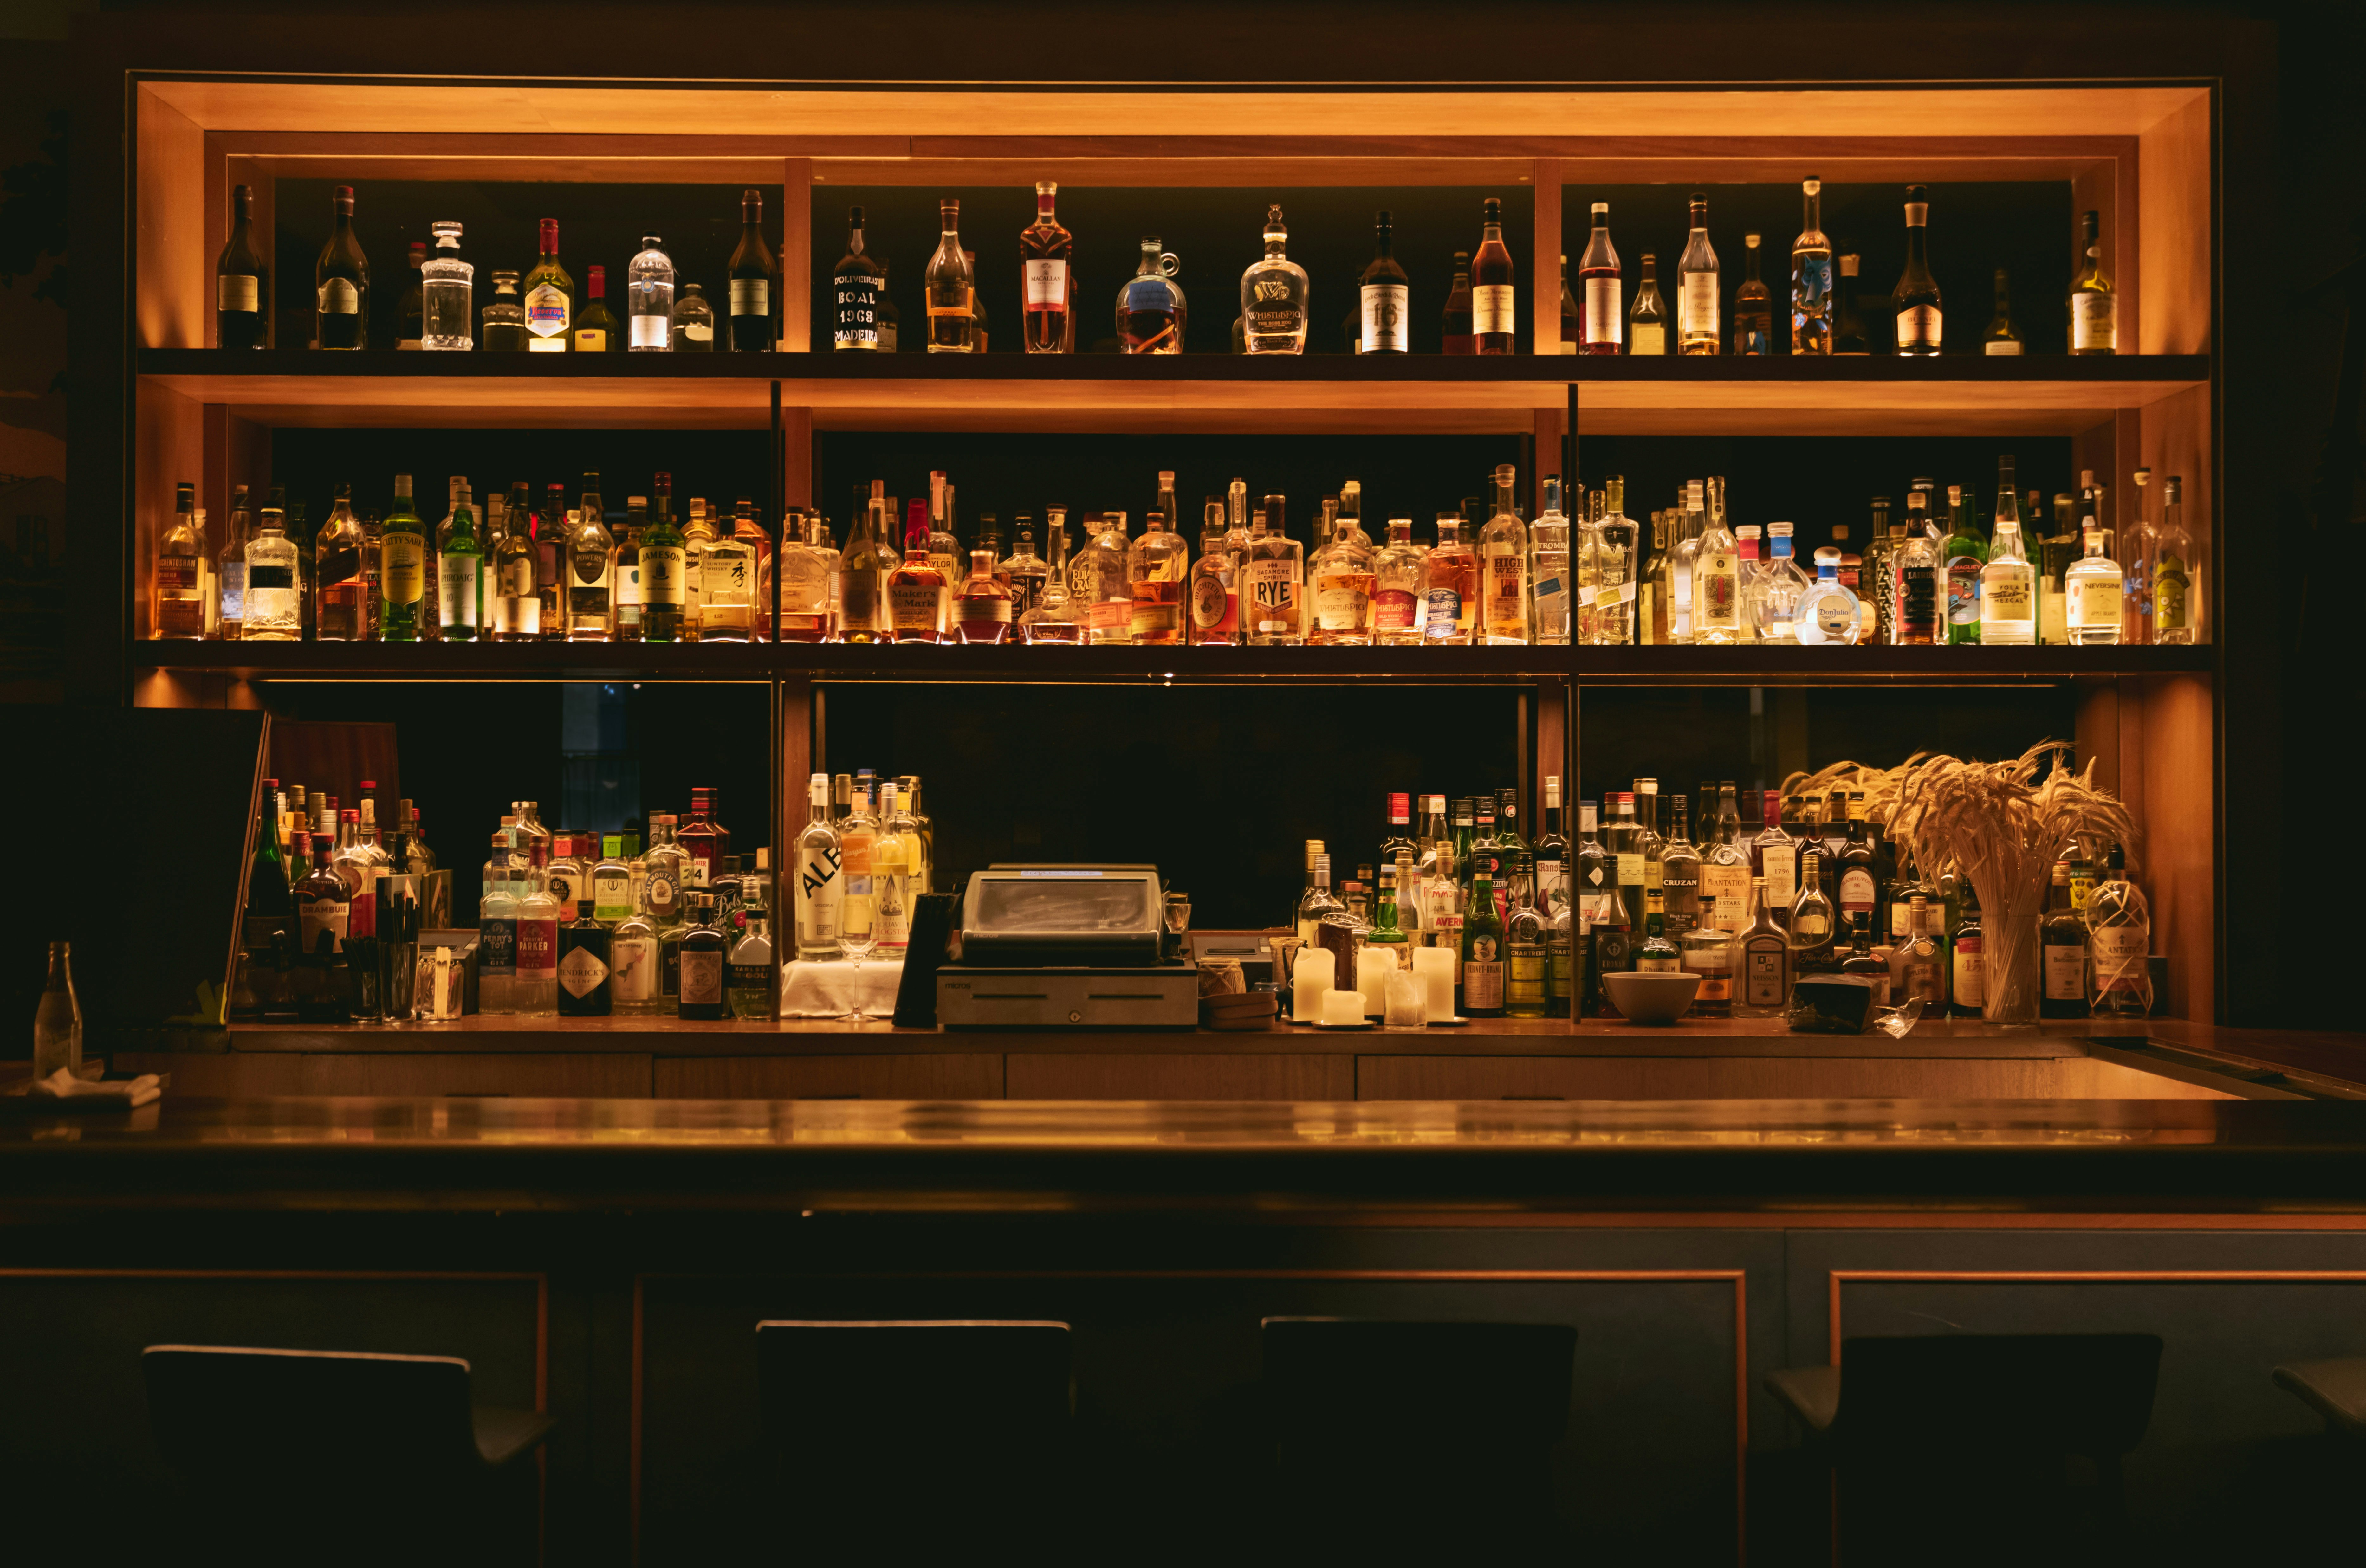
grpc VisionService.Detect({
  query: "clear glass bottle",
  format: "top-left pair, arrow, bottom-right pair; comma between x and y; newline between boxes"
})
672,283 -> 715,351
1525,477 -> 1572,645
1980,468 -> 2038,645
314,484 -> 366,641
1243,495 -> 1306,646
923,198 -> 976,353
1795,547 -> 1863,646
769,514 -> 829,644
33,940 -> 81,1078
243,498 -> 301,640
1478,464 -> 1530,645
1667,482 -> 1705,645
474,830 -> 520,1014
314,185 -> 369,350
1118,237 -> 1186,354
1891,185 -> 1943,355
700,501 -> 757,642
1791,177 -> 1832,355
1591,479 -> 1638,645
1985,268 -> 2022,355
1733,234 -> 1773,355
1575,201 -> 1623,355
628,234 -> 675,351
2153,475 -> 2196,644
1371,517 -> 1426,646
2064,507 -> 2125,644
1358,209 -> 1410,354
1017,518 -> 1083,645
1183,504 -> 1237,645
1748,522 -> 1812,642
1469,197 -> 1516,355
510,843 -> 559,1016
1421,514 -> 1476,645
950,547 -> 1012,643
928,471 -> 963,579
1680,905 -> 1735,1016
1889,496 -> 1941,645
727,891 -> 775,1020
1676,193 -> 1721,356
155,481 -> 206,639
1628,254 -> 1668,355
836,483 -> 892,644
1504,856 -> 1547,1018
1694,476 -> 1741,644
216,484 -> 251,639
1308,482 -> 1376,646
1240,204 -> 1310,355
490,495 -> 539,641
480,269 -> 527,351
2069,209 -> 2117,355
565,473 -> 614,642
420,220 -> 473,350
1073,510 -> 1132,644
1127,510 -> 1189,645
1732,876 -> 1792,1017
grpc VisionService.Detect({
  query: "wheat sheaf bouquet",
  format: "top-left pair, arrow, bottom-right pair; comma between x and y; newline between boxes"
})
1784,743 -> 2135,1023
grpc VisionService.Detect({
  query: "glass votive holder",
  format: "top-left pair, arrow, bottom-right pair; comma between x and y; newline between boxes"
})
1383,970 -> 1427,1031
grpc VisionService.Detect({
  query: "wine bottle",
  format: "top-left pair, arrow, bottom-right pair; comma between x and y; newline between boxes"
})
215,183 -> 269,350
727,188 -> 777,352
1890,185 -> 1943,356
832,205 -> 883,351
2069,209 -> 2117,355
1984,268 -> 2022,355
313,185 -> 369,351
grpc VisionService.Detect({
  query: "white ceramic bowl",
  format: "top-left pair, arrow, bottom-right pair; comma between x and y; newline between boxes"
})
1603,971 -> 1703,1026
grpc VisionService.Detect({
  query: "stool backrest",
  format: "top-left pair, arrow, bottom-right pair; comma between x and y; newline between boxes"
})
1261,1318 -> 1578,1455
753,1320 -> 1073,1454
143,1344 -> 482,1480
1834,1333 -> 2163,1460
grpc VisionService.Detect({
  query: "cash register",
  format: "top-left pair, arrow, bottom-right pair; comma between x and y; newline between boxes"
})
935,865 -> 1198,1029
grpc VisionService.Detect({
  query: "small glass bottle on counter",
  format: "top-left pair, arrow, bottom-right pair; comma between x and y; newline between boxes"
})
677,894 -> 729,1020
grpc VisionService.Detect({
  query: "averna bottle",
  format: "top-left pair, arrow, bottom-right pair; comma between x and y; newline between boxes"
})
1240,205 -> 1310,354
1890,185 -> 1943,355
1357,210 -> 1410,354
216,183 -> 270,349
419,221 -> 472,350
727,189 -> 777,351
314,185 -> 369,350
923,199 -> 976,352
1021,182 -> 1074,353
628,234 -> 675,350
1576,202 -> 1622,354
1790,177 -> 1831,354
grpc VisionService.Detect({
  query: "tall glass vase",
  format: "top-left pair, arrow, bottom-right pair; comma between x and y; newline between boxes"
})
1973,869 -> 2043,1024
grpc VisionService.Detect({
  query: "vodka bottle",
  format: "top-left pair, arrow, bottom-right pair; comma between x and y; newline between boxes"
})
628,234 -> 675,351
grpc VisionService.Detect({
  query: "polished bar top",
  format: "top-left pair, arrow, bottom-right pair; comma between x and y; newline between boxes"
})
7,1093 -> 2366,1218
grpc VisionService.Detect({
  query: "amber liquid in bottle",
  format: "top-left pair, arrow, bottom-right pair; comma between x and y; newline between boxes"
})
1021,181 -> 1074,354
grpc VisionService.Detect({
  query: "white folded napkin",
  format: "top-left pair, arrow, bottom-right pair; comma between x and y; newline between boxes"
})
29,1068 -> 162,1108
777,958 -> 905,1019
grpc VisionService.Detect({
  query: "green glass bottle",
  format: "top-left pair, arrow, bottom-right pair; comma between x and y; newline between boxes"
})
1461,865 -> 1505,1017
1941,483 -> 1988,644
379,474 -> 426,642
641,472 -> 688,642
439,488 -> 483,641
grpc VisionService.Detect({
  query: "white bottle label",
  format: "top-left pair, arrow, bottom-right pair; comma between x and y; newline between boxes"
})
438,557 -> 478,627
1024,259 -> 1068,308
1471,284 -> 1515,336
610,936 -> 656,1000
1985,338 -> 2023,355
2043,942 -> 2086,1000
219,274 -> 260,313
1896,304 -> 1942,349
1680,274 -> 1718,338
642,545 -> 686,606
2071,292 -> 2117,351
1583,278 -> 1622,346
630,314 -> 669,349
684,321 -> 713,343
524,282 -> 568,337
318,278 -> 360,315
730,279 -> 769,317
1360,283 -> 1409,352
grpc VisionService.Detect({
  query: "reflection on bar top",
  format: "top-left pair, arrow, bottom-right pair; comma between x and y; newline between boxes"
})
7,1095 -> 2348,1151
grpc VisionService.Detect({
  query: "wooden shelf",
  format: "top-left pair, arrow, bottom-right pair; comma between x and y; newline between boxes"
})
139,349 -> 2209,435
132,638 -> 2212,685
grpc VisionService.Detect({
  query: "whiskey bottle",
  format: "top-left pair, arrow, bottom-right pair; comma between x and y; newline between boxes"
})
522,218 -> 573,352
727,189 -> 777,352
1470,198 -> 1516,355
438,487 -> 483,641
1421,515 -> 1475,644
1357,210 -> 1410,354
641,476 -> 688,642
1240,205 -> 1310,355
2069,209 -> 2118,355
923,199 -> 976,353
1478,464 -> 1530,645
955,548 -> 1014,643
1244,495 -> 1305,646
315,484 -> 366,642
1628,254 -> 1668,355
155,481 -> 206,639
313,185 -> 369,351
1732,234 -> 1772,355
565,474 -> 615,643
611,495 -> 645,642
216,183 -> 269,350
1021,183 -> 1074,353
2039,863 -> 2090,1018
1308,487 -> 1376,646
243,499 -> 301,641
1118,237 -> 1186,354
1790,177 -> 1831,355
1576,202 -> 1623,355
1128,510 -> 1190,645
885,498 -> 948,642
1984,268 -> 2022,354
1890,186 -> 1943,355
1676,193 -> 1720,356
1440,250 -> 1475,355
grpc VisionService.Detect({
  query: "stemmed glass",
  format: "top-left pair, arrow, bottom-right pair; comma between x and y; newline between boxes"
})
838,888 -> 878,1021
1164,891 -> 1191,960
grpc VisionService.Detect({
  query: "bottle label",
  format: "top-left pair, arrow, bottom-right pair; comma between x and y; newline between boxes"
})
834,271 -> 880,347
2092,926 -> 2146,972
1087,598 -> 1130,634
1762,844 -> 1797,910
797,852 -> 844,948
883,580 -> 944,634
959,597 -> 1013,627
2155,565 -> 2188,629
1189,573 -> 1235,631
680,950 -> 724,1005
478,916 -> 516,977
1946,557 -> 1983,625
610,935 -> 656,999
684,321 -> 713,343
1837,866 -> 1876,916
630,314 -> 668,349
297,894 -> 349,955
1742,943 -> 1787,1007
1699,553 -> 1738,627
1421,587 -> 1462,634
1702,865 -> 1751,928
1635,953 -> 1680,975
616,560 -> 642,612
1985,338 -> 2023,355
1372,588 -> 1417,631
1896,304 -> 1942,349
318,278 -> 360,315
643,545 -> 687,606
839,570 -> 883,628
156,555 -> 198,592
524,283 -> 568,337
1583,278 -> 1622,346
2071,291 -> 2117,351
2071,577 -> 2122,632
1615,852 -> 1643,887
218,274 -> 260,313
438,556 -> 478,628
1899,564 -> 1939,629
730,279 -> 770,318
1024,259 -> 1068,308
515,917 -> 558,981
1680,274 -> 1717,334
1463,955 -> 1503,1010
1631,322 -> 1666,355
558,942 -> 609,998
1471,284 -> 1515,337
1953,936 -> 1984,1008
1482,557 -> 1525,633
646,870 -> 680,922
1246,558 -> 1301,630
575,327 -> 606,352
2043,941 -> 2086,1000
1533,572 -> 1568,636
492,590 -> 541,638
1359,283 -> 1408,352
1314,580 -> 1370,632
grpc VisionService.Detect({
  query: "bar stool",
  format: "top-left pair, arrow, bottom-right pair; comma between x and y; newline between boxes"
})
1765,1333 -> 2162,1565
142,1343 -> 553,1567
1256,1317 -> 1578,1556
2273,1356 -> 2366,1439
745,1319 -> 1074,1556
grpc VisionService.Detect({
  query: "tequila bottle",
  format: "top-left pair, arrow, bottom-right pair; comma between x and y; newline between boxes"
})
2153,475 -> 2195,644
1021,182 -> 1074,353
1118,238 -> 1186,354
1422,515 -> 1476,645
627,234 -> 675,350
1748,522 -> 1812,642
2064,510 -> 2125,644
1478,464 -> 1530,645
420,220 -> 473,350
1240,205 -> 1310,354
522,218 -> 573,352
243,499 -> 301,640
1676,193 -> 1720,355
1528,476 -> 1572,645
1795,548 -> 1863,645
1693,476 -> 1741,643
1791,177 -> 1832,354
923,199 -> 976,352
1127,510 -> 1189,645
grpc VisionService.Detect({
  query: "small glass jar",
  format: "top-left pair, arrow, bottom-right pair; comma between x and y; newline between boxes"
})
481,270 -> 527,352
672,282 -> 715,351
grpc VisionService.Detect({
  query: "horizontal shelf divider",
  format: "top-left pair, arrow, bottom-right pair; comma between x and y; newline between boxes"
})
133,640 -> 2213,685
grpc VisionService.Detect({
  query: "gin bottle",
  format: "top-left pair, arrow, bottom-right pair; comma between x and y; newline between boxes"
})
628,234 -> 675,350
2063,510 -> 2124,644
419,220 -> 473,350
1240,205 -> 1310,354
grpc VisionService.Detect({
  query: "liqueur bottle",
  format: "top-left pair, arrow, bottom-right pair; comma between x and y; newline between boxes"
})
1576,202 -> 1623,354
727,188 -> 778,351
2069,208 -> 2118,355
1504,857 -> 1547,1018
522,218 -> 573,352
1790,177 -> 1832,355
216,183 -> 269,349
1240,205 -> 1311,354
1469,198 -> 1516,355
923,199 -> 976,353
1890,186 -> 1943,355
1357,210 -> 1410,354
1461,865 -> 1505,1017
1020,182 -> 1074,353
314,185 -> 369,351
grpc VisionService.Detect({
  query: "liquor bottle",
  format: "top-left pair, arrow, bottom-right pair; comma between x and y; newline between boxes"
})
1243,495 -> 1305,646
960,249 -> 988,351
1985,268 -> 2022,354
420,221 -> 472,350
2153,475 -> 2195,644
1020,182 -> 1075,353
1241,205 -> 1311,355
1680,902 -> 1734,1015
1129,510 -> 1190,644
1300,483 -> 1367,645
1656,794 -> 1699,935
836,484 -> 891,644
697,500 -> 755,642
1890,186 -> 1943,355
2064,507 -> 2124,644
1727,876 -> 1790,1016
480,270 -> 527,350
1833,809 -> 1878,935
1941,484 -> 1987,644
611,494 -> 651,642
1628,254 -> 1668,355
2121,467 -> 2157,646
1556,255 -> 1578,354
243,499 -> 301,640
1885,893 -> 1945,1010
871,782 -> 913,953
574,265 -> 619,352
1790,177 -> 1832,355
489,487 -> 537,641
1890,497 -> 1941,645
1186,504 -> 1239,645
626,235 -> 674,351
821,204 -> 887,352
1017,517 -> 1084,644
1503,856 -> 1547,1018
642,478 -> 688,642
1832,254 -> 1871,354
727,889 -> 775,1019
769,513 -> 828,644
154,481 -> 206,639
941,547 -> 1009,643
1676,193 -> 1721,355
1694,476 -> 1741,643
1002,517 -> 1052,622
1575,202 -> 1623,355
216,183 -> 269,349
1440,250 -> 1475,355
1117,237 -> 1186,354
1835,912 -> 1888,1003
2085,844 -> 2151,1016
919,198 -> 976,353
1732,234 -> 1773,355
727,189 -> 777,352
1478,464 -> 1530,645
1593,479 -> 1638,645
1358,210 -> 1410,354
314,186 -> 369,350
1416,514 -> 1471,644
1748,522 -> 1812,642
566,474 -> 615,642
2069,209 -> 2118,355
1466,197 -> 1516,355
2039,863 -> 2090,1018
555,879 -> 613,1017
789,774 -> 844,961
397,242 -> 425,348
215,485 -> 251,639
522,218 -> 573,352
314,485 -> 366,641
1360,515 -> 1421,645
1528,477 -> 1572,645
1461,863 -> 1505,1017
510,843 -> 559,1016
371,475 -> 422,641
1074,509 -> 1132,644
293,836 -> 352,964
436,486 -> 482,641
1788,850 -> 1836,973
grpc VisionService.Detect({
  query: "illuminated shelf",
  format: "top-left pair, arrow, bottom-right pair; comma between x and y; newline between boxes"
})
137,349 -> 2210,436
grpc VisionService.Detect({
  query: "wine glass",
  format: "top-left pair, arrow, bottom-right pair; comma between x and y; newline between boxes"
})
837,889 -> 878,1020
1164,890 -> 1191,961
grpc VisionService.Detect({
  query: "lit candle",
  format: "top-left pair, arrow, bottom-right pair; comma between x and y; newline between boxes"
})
1356,945 -> 1400,1016
1292,948 -> 1336,1023
1410,945 -> 1456,1022
1320,987 -> 1365,1026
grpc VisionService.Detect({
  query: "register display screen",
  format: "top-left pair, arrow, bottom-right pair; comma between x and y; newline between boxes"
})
969,876 -> 1157,936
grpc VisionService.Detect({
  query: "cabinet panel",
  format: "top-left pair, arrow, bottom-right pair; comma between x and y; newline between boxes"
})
300,1052 -> 652,1097
111,1050 -> 307,1097
654,1055 -> 1003,1100
1358,1054 -> 2233,1101
1006,1053 -> 1354,1101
